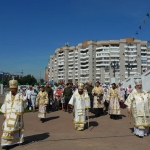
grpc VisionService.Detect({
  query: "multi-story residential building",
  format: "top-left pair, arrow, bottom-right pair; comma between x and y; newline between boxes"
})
48,38 -> 150,84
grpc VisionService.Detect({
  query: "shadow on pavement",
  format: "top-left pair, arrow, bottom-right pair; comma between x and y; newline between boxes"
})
23,132 -> 50,144
129,128 -> 134,133
2,132 -> 50,150
44,116 -> 60,122
121,114 -> 126,117
85,121 -> 99,130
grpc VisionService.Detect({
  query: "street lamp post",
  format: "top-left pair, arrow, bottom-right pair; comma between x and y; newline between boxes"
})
110,61 -> 119,77
126,62 -> 133,77
126,48 -> 133,78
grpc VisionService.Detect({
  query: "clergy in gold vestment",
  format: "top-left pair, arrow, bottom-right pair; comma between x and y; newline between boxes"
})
69,83 -> 90,131
92,81 -> 104,117
125,78 -> 150,138
106,83 -> 123,120
36,86 -> 48,123
0,80 -> 27,148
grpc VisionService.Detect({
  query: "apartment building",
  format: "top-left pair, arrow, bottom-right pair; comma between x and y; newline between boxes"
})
48,38 -> 150,84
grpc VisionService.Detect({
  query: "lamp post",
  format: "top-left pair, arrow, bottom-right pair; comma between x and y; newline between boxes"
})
126,48 -> 133,78
110,61 -> 119,77
126,62 -> 133,77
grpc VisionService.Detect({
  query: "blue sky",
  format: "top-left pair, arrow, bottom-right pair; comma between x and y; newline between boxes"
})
0,0 -> 150,80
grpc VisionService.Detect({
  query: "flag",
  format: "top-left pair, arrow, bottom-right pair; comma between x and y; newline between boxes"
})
135,31 -> 138,35
142,19 -> 146,23
139,25 -> 142,29
146,13 -> 150,17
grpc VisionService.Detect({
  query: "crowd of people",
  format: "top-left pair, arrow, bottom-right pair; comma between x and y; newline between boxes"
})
1,78 -> 150,149
18,81 -> 133,116
17,81 -> 134,116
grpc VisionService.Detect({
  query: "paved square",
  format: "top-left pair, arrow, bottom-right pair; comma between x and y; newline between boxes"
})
0,96 -> 149,150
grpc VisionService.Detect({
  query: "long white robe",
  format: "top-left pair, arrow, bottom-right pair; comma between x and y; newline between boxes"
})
36,91 -> 48,118
125,89 -> 150,136
0,92 -> 27,146
92,86 -> 104,108
69,90 -> 90,130
106,88 -> 123,115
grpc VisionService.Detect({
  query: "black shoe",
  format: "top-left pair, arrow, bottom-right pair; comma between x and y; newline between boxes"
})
68,109 -> 72,114
40,118 -> 44,123
139,136 -> 143,138
2,146 -> 8,149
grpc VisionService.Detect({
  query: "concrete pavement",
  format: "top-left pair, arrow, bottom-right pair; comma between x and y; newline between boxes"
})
0,96 -> 149,150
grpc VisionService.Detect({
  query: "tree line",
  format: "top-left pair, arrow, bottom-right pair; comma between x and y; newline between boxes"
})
1,75 -> 38,86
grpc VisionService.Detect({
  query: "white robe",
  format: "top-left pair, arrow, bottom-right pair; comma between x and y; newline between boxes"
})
0,92 -> 27,146
69,90 -> 90,125
106,88 -> 123,115
125,89 -> 150,136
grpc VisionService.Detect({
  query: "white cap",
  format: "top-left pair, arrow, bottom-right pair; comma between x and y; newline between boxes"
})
134,78 -> 142,85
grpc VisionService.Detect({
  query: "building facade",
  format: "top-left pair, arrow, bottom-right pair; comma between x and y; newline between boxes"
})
48,38 -> 150,84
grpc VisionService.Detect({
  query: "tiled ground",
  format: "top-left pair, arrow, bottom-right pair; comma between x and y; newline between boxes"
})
0,96 -> 149,150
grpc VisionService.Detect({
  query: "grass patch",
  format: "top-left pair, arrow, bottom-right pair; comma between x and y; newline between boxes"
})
0,103 -> 32,115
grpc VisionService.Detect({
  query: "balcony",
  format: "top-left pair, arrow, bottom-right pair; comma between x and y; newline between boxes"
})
96,68 -> 101,70
80,69 -> 89,72
125,45 -> 137,49
125,50 -> 137,53
69,62 -> 74,65
80,71 -> 89,75
58,67 -> 64,70
58,70 -> 64,73
58,62 -> 64,66
80,48 -> 89,52
141,55 -> 147,57
96,62 -> 109,66
141,46 -> 147,50
68,66 -> 74,69
110,46 -> 119,49
68,55 -> 74,58
96,54 -> 110,58
80,64 -> 88,67
96,72 -> 101,74
80,60 -> 88,63
80,53 -> 89,57
58,56 -> 65,59
80,76 -> 89,79
68,70 -> 73,72
58,77 -> 64,80
69,51 -> 74,54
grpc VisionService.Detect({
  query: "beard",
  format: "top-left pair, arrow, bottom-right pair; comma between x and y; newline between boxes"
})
78,91 -> 83,95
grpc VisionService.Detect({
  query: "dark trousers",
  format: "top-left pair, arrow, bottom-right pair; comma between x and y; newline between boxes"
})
90,98 -> 93,109
65,98 -> 70,110
104,100 -> 109,111
95,108 -> 103,117
27,99 -> 32,109
46,99 -> 50,112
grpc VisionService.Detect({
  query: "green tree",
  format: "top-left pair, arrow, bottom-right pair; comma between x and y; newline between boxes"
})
15,75 -> 37,85
40,79 -> 44,84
